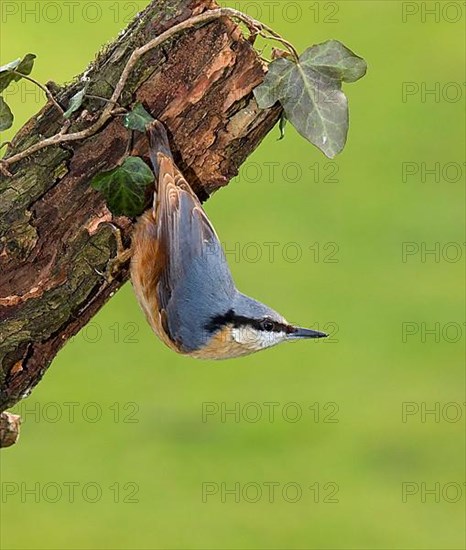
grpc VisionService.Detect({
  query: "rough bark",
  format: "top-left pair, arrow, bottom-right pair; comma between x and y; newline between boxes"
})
0,0 -> 281,423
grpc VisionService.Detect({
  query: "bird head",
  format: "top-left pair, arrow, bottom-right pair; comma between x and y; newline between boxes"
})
201,293 -> 327,358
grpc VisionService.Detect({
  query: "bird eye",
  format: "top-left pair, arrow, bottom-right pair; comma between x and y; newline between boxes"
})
261,319 -> 274,331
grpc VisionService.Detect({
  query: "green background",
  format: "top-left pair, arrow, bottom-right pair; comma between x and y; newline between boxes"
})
1,1 -> 464,548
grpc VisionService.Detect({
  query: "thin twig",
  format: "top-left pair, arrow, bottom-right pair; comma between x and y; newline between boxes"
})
85,94 -> 127,109
59,120 -> 71,135
12,71 -> 64,115
1,8 -> 296,172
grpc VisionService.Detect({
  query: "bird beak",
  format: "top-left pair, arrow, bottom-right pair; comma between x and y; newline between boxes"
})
288,327 -> 328,339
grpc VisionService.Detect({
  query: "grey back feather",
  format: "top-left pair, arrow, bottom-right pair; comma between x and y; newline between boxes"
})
164,191 -> 237,352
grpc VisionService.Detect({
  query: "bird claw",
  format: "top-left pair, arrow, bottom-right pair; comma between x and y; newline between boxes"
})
96,222 -> 132,283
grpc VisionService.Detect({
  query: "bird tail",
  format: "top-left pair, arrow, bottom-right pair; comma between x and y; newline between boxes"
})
146,119 -> 173,184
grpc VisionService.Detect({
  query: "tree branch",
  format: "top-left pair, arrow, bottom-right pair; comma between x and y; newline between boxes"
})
0,0 -> 282,428
1,7 -> 293,173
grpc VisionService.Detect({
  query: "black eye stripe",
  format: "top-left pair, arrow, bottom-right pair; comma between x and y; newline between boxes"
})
205,310 -> 295,334
263,320 -> 296,334
204,309 -> 236,333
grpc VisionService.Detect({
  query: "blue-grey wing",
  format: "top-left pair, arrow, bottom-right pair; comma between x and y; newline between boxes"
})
154,155 -> 235,352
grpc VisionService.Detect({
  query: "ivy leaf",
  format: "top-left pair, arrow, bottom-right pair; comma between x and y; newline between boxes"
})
0,58 -> 21,78
254,40 -> 366,158
300,40 -> 367,83
90,156 -> 154,217
253,58 -> 290,110
123,102 -> 154,132
0,97 -> 14,130
0,53 -> 36,93
63,85 -> 88,119
16,54 -> 36,77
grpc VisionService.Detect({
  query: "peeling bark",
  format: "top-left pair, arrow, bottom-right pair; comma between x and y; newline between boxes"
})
0,0 -> 282,419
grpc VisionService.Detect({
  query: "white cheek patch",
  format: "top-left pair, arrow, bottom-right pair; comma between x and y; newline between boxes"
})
232,327 -> 286,349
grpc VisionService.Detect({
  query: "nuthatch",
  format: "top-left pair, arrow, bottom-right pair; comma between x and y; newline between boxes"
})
131,120 -> 327,359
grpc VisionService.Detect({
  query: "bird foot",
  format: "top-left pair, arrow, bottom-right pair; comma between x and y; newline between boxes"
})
95,223 -> 132,283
